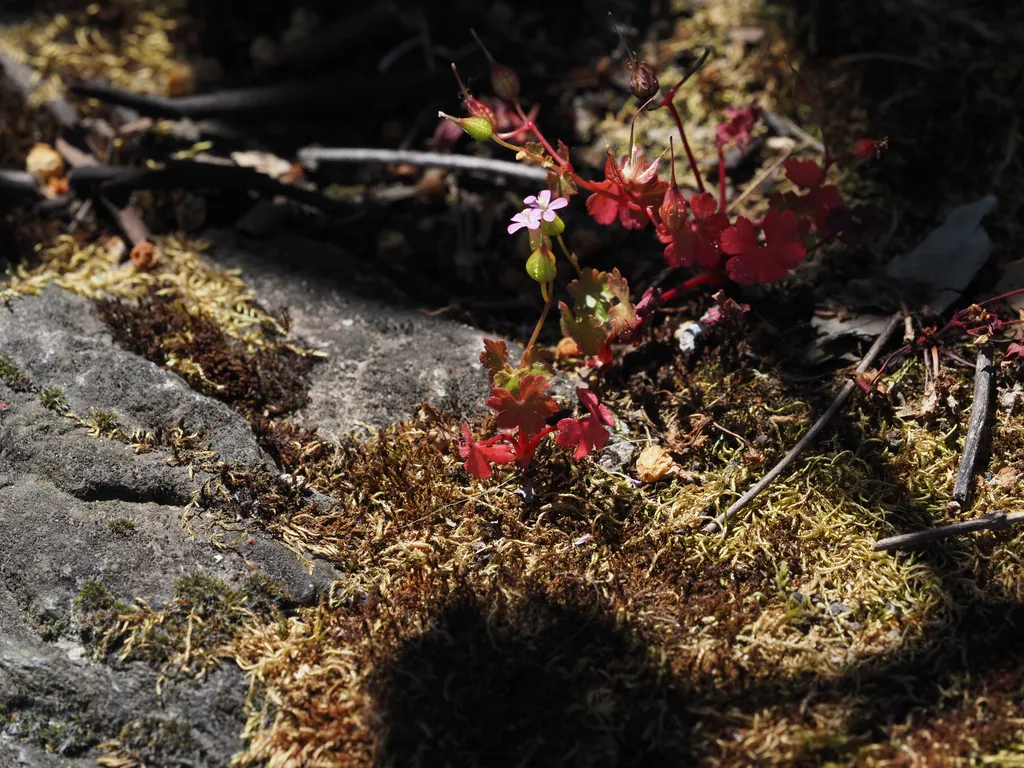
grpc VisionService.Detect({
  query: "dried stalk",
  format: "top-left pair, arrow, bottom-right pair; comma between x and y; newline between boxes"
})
298,147 -> 549,182
702,312 -> 902,534
874,510 -> 1024,552
951,347 -> 993,506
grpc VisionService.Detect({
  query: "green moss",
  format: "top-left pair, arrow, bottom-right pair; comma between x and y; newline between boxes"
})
100,716 -> 204,766
76,571 -> 287,677
107,517 -> 138,536
39,384 -> 69,412
83,407 -> 122,438
2,700 -> 99,756
0,350 -> 33,392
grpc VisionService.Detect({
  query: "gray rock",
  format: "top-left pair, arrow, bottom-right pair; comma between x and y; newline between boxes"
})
204,229 -> 492,439
0,227 -> 516,764
0,286 -> 264,466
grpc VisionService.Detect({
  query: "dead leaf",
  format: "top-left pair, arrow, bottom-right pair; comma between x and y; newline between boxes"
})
636,445 -> 676,483
993,466 -> 1020,491
26,143 -> 63,182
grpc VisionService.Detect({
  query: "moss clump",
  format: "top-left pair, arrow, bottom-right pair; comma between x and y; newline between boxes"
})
83,407 -> 122,439
96,296 -> 316,421
2,700 -> 99,757
107,517 -> 138,536
0,350 -> 34,392
39,384 -> 69,412
77,572 -> 287,687
99,715 -> 204,768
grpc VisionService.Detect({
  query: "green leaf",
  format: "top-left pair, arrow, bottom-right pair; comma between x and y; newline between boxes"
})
559,301 -> 608,357
568,268 -> 613,323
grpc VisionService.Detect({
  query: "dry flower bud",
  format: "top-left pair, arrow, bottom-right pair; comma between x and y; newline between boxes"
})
26,143 -> 64,182
490,61 -> 521,102
556,336 -> 581,359
659,183 -> 687,231
628,58 -> 660,102
45,176 -> 69,197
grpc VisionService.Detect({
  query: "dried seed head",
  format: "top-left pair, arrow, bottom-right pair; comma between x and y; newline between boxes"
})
490,61 -> 521,102
627,57 -> 659,102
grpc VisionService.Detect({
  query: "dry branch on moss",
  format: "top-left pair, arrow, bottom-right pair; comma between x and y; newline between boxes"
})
702,313 -> 902,534
298,146 -> 549,182
952,347 -> 994,507
874,510 -> 1024,552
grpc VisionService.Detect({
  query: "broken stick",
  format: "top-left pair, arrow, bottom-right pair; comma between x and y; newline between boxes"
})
951,347 -> 994,506
702,313 -> 902,534
874,510 -> 1024,552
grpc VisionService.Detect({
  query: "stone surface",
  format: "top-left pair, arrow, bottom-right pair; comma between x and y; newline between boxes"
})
0,230 -> 497,765
206,228 -> 491,440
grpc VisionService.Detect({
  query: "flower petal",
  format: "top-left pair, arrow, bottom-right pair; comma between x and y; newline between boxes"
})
547,196 -> 568,211
536,189 -> 552,207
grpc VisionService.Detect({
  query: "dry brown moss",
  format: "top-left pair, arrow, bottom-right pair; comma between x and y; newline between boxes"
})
76,572 -> 288,694
96,294 -> 316,419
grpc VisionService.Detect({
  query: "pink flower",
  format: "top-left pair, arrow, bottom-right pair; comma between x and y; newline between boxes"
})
524,189 -> 568,221
508,189 -> 568,234
508,208 -> 543,234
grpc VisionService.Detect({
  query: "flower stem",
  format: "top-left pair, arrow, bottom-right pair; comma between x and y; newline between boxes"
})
556,234 -> 581,275
664,100 -> 705,194
716,139 -> 727,212
523,281 -> 554,364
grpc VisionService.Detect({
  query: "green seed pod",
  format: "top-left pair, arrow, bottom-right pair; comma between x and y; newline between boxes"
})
437,112 -> 493,142
526,246 -> 557,284
540,214 -> 565,237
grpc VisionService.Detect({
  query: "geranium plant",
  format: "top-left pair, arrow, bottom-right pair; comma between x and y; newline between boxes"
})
441,38 -> 884,481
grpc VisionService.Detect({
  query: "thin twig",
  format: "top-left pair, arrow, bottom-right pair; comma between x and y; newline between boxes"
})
68,72 -> 444,119
0,43 -> 79,129
55,137 -> 150,247
762,111 -> 826,155
298,147 -> 549,182
874,510 -> 1024,552
702,312 -> 902,534
727,144 -> 795,213
952,347 -> 994,506
67,161 -> 350,214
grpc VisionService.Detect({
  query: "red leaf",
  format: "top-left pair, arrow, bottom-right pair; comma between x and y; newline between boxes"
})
783,158 -> 825,189
458,424 -> 515,479
1006,334 -> 1024,363
585,180 -> 624,226
722,209 -> 807,285
485,374 -> 559,436
716,105 -> 761,148
555,416 -> 611,459
576,388 -> 615,427
555,389 -> 614,460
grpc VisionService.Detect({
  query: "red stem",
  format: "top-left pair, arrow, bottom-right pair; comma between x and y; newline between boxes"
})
659,270 -> 724,304
716,139 -> 727,212
657,79 -> 705,194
